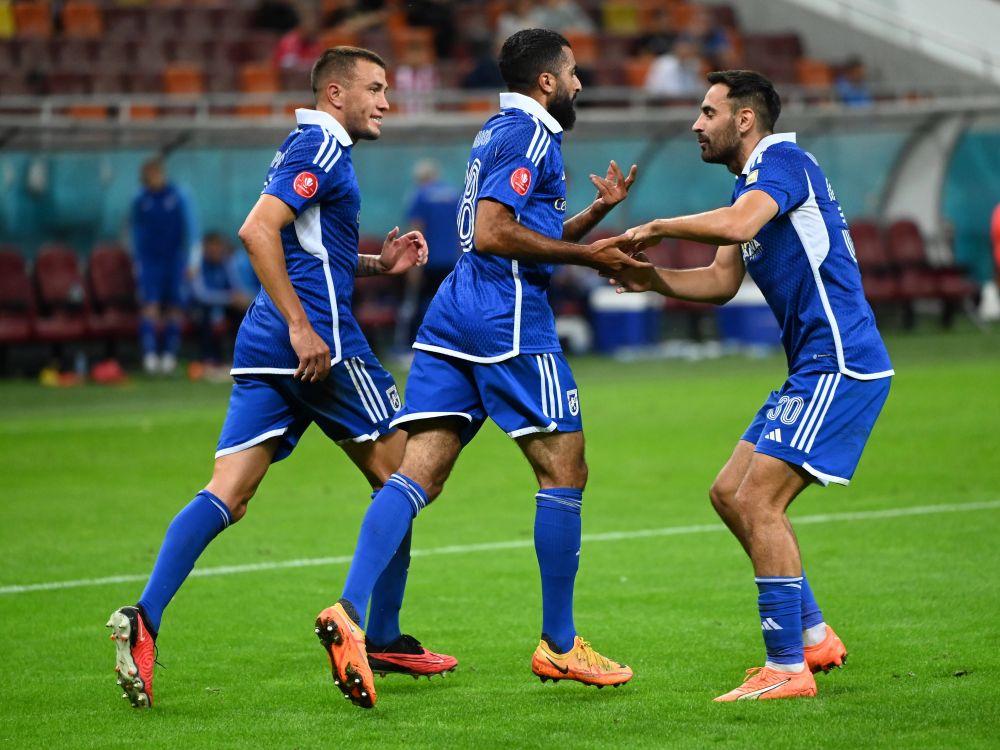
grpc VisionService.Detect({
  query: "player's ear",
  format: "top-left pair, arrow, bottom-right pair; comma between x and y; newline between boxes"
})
537,71 -> 556,95
738,106 -> 756,136
324,80 -> 344,109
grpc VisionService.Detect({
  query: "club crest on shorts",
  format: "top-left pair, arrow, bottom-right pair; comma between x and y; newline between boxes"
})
386,385 -> 402,412
567,388 -> 579,416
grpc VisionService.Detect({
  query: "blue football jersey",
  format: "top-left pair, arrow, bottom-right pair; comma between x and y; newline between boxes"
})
414,93 -> 566,362
232,109 -> 371,374
733,133 -> 893,379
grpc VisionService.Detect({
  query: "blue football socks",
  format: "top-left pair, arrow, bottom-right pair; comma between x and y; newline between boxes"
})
163,319 -> 181,356
365,518 -> 412,647
800,570 -> 825,629
138,490 -> 232,633
756,576 -> 805,669
341,473 -> 427,630
139,317 -> 157,357
534,488 -> 583,654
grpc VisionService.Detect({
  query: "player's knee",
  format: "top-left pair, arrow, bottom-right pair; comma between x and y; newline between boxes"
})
538,458 -> 587,489
709,480 -> 737,516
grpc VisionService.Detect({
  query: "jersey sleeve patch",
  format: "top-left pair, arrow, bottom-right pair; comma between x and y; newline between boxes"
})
293,171 -> 319,198
510,167 -> 532,196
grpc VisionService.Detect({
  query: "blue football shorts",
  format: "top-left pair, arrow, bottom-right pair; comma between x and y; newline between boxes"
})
137,260 -> 185,307
215,352 -> 401,462
391,349 -> 583,444
742,370 -> 891,486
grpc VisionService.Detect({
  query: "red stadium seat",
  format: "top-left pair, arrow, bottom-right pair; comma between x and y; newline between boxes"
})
86,243 -> 139,338
849,219 -> 900,307
0,247 -> 36,345
33,244 -> 89,342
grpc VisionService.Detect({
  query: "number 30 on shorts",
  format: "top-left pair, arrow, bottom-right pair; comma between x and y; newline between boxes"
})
766,395 -> 804,425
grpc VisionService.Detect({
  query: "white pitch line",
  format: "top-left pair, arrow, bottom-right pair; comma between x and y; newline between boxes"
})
2,499 -> 998,596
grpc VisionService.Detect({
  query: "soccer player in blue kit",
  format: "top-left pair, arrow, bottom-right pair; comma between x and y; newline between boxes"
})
105,47 -> 456,709
316,29 -> 651,709
607,70 -> 893,701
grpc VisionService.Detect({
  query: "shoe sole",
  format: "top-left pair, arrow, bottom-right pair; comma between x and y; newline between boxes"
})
315,610 -> 375,709
810,653 -> 848,674
106,610 -> 151,708
533,667 -> 633,689
368,660 -> 457,680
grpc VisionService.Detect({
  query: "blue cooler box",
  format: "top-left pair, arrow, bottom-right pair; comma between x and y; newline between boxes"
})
589,286 -> 663,353
716,281 -> 781,348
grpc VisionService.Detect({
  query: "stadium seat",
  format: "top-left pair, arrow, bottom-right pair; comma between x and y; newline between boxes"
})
162,63 -> 205,96
61,1 -> 103,39
797,59 -> 834,88
0,247 -> 36,345
886,218 -> 976,326
33,244 -> 89,342
12,1 -> 53,39
86,243 -> 139,339
849,219 -> 901,313
239,62 -> 279,93
663,239 -> 715,340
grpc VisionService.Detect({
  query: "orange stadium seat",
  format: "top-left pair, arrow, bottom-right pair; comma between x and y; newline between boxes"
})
162,63 -> 204,95
12,1 -> 53,38
797,59 -> 834,87
239,62 -> 279,93
318,28 -> 360,50
61,1 -> 103,39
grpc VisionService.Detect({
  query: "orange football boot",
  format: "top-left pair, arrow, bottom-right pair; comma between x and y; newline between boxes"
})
315,601 -> 377,708
531,635 -> 633,688
805,625 -> 848,674
713,665 -> 817,702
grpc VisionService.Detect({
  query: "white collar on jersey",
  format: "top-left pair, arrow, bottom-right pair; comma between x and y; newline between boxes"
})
741,132 -> 796,175
295,108 -> 353,146
498,92 -> 563,134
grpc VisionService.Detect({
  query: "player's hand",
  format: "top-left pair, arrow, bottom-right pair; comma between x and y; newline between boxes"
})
621,221 -> 663,253
378,226 -> 428,275
602,252 -> 657,293
289,321 -> 330,382
585,236 -> 653,274
590,160 -> 638,210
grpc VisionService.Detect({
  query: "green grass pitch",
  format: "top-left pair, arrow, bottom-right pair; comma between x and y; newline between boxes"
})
1,326 -> 997,749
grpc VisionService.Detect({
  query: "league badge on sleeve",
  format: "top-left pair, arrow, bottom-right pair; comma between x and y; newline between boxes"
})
510,167 -> 532,196
293,172 -> 319,198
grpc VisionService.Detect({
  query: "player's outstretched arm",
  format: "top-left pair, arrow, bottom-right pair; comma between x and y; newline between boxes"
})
475,198 -> 651,275
239,194 -> 330,382
562,160 -> 638,242
606,243 -> 745,305
627,190 -> 780,247
356,226 -> 428,276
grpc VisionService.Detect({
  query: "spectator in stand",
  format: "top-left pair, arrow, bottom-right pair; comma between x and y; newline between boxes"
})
678,6 -> 736,69
189,232 -> 252,375
395,158 -> 461,348
636,4 -> 677,58
252,0 -> 300,33
273,7 -> 323,72
496,0 -> 542,45
461,32 -> 505,91
322,0 -> 386,34
394,33 -> 438,114
404,0 -> 458,59
644,39 -> 704,98
835,56 -> 874,106
532,0 -> 596,35
130,157 -> 198,376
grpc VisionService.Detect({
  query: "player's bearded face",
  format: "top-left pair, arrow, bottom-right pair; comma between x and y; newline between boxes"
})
699,111 -> 740,164
549,78 -> 577,130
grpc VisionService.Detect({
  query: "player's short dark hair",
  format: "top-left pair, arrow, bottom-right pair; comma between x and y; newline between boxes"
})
498,29 -> 571,93
706,70 -> 782,132
310,46 -> 386,97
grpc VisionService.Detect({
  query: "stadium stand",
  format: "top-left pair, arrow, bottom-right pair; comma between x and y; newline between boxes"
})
33,244 -> 89,344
